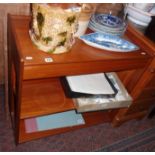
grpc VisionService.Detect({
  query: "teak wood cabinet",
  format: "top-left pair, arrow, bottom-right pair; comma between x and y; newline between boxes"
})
7,15 -> 155,144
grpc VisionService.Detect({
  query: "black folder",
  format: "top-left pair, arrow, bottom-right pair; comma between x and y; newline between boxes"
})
61,73 -> 118,98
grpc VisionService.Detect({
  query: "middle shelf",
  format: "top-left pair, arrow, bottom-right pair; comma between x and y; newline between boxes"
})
20,72 -> 132,119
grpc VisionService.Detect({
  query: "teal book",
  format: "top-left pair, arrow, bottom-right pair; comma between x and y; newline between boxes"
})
25,110 -> 85,133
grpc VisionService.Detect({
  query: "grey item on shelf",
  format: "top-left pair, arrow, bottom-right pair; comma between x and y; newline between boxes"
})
73,72 -> 132,113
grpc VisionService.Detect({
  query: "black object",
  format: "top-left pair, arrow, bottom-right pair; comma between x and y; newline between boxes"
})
61,74 -> 118,98
148,105 -> 155,119
145,16 -> 155,42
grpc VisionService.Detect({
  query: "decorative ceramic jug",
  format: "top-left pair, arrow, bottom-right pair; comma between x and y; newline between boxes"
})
30,3 -> 81,54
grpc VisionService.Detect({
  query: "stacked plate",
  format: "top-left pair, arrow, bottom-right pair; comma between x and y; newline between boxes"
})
88,13 -> 127,36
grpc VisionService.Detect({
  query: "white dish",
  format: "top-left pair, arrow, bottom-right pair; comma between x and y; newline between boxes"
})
80,32 -> 139,52
127,16 -> 148,27
126,5 -> 152,24
133,3 -> 155,12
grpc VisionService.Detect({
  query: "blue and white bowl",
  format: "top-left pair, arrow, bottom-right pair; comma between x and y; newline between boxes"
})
94,14 -> 123,28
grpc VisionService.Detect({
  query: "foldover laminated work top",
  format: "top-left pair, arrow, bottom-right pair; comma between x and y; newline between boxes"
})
61,73 -> 118,98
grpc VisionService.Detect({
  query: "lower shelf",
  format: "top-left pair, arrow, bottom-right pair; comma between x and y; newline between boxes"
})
19,109 -> 117,143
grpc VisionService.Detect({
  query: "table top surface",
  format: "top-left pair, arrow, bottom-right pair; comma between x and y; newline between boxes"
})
9,15 -> 151,67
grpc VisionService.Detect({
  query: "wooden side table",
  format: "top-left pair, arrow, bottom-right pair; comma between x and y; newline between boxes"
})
7,15 -> 152,143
